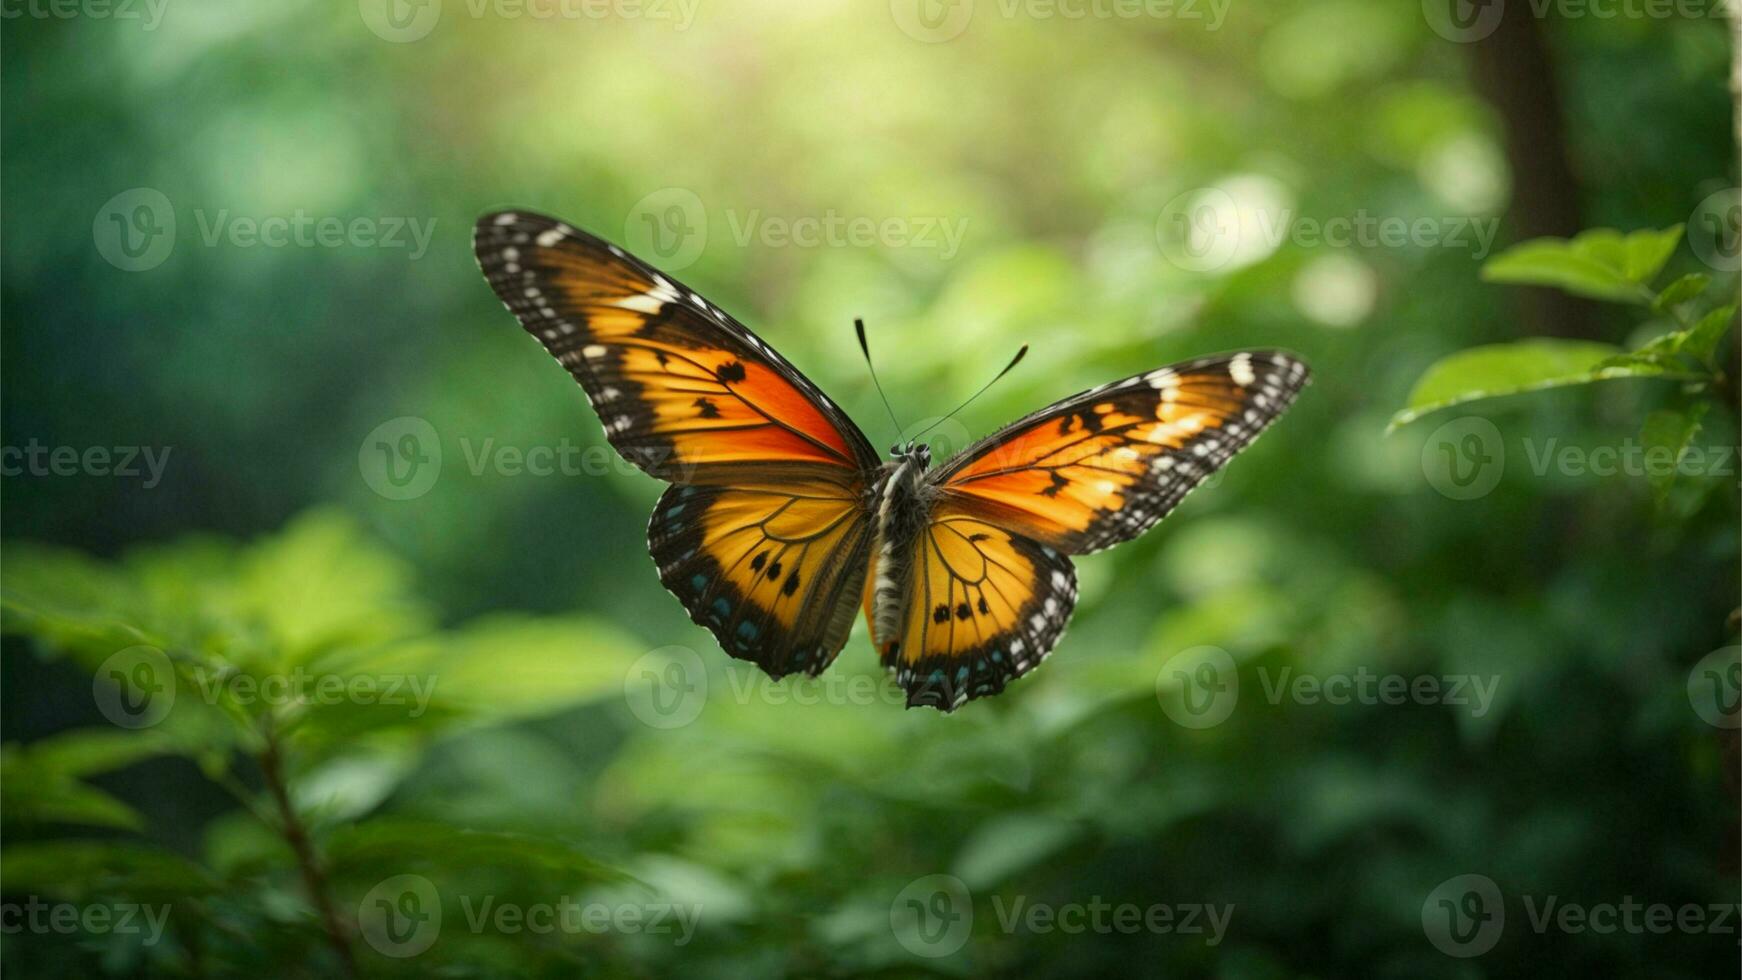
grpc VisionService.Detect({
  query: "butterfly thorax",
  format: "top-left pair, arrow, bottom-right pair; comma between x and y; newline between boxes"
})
868,443 -> 936,654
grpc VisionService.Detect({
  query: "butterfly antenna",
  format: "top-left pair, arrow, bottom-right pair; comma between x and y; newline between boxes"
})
855,318 -> 905,437
911,344 -> 1029,441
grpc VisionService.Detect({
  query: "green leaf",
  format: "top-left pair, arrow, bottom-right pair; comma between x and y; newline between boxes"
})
324,818 -> 630,883
1678,304 -> 1737,363
1640,404 -> 1709,507
317,614 -> 642,730
1652,273 -> 1711,312
1620,225 -> 1684,283
1388,339 -> 1705,430
0,729 -> 199,832
0,841 -> 218,900
1481,226 -> 1683,303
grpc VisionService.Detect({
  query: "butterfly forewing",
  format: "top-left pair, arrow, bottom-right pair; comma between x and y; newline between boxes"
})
934,351 -> 1311,554
473,211 -> 879,481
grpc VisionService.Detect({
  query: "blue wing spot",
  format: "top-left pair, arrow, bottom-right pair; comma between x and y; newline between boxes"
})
667,504 -> 686,519
690,573 -> 709,591
955,666 -> 970,683
710,597 -> 731,622
991,650 -> 1005,663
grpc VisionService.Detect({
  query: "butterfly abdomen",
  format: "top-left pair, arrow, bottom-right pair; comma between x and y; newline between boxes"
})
869,453 -> 935,655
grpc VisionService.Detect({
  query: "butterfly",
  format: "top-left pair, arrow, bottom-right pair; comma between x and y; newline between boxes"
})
474,209 -> 1310,711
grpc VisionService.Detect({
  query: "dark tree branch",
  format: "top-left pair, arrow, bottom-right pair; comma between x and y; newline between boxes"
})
259,730 -> 358,978
1461,0 -> 1598,339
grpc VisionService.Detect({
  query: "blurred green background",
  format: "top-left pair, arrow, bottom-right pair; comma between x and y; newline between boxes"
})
2,1 -> 1738,976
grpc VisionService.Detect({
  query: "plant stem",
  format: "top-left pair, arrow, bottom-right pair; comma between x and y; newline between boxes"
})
258,728 -> 357,978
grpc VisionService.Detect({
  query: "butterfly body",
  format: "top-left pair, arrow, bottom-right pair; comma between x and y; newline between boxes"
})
868,441 -> 937,662
474,209 -> 1310,711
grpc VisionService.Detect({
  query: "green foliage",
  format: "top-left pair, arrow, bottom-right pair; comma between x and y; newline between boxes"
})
2,516 -> 646,975
1480,225 -> 1684,304
1393,220 -> 1737,519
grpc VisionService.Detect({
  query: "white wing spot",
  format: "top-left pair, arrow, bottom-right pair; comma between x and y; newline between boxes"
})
1230,352 -> 1257,387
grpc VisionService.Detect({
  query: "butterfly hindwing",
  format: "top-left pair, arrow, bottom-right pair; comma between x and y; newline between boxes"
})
474,211 -> 880,482
872,512 -> 1077,711
933,351 -> 1310,555
649,478 -> 873,678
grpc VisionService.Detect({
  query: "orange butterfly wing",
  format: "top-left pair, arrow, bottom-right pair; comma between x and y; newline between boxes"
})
877,352 -> 1310,710
474,211 -> 879,677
